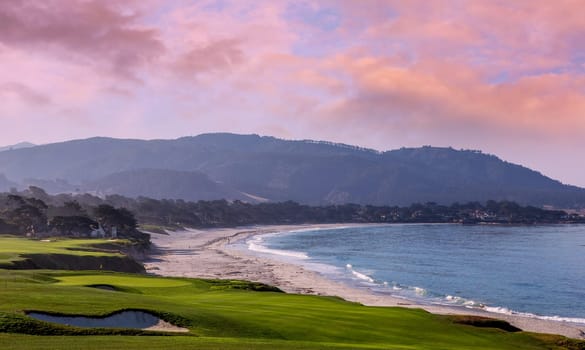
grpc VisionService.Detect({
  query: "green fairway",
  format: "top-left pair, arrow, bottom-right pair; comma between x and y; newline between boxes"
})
0,270 -> 581,350
0,236 -> 581,349
0,237 -> 121,265
56,274 -> 191,288
0,236 -> 145,273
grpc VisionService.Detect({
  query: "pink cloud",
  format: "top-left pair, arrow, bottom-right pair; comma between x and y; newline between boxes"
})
316,1 -> 582,80
0,82 -> 51,106
161,1 -> 295,72
318,55 -> 585,138
0,0 -> 164,79
172,38 -> 245,77
0,0 -> 584,186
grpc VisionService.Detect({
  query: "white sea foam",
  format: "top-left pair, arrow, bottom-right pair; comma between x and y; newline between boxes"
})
245,225 -> 585,326
413,287 -> 427,296
483,306 -> 585,325
247,235 -> 309,259
351,270 -> 375,283
443,295 -> 480,307
483,306 -> 513,314
288,227 -> 324,233
291,226 -> 352,232
344,264 -> 375,283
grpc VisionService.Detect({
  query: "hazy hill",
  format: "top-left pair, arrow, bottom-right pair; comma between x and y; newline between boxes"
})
0,174 -> 17,192
0,142 -> 35,152
84,169 -> 256,202
0,133 -> 583,207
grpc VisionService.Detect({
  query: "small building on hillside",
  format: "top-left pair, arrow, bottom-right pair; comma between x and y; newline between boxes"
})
90,224 -> 106,238
90,224 -> 118,239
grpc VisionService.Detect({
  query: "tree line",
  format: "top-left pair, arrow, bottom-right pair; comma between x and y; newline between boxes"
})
0,186 -> 582,240
0,187 -> 146,241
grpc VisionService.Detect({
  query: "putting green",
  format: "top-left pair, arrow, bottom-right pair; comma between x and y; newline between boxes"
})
0,237 -> 121,265
56,275 -> 191,288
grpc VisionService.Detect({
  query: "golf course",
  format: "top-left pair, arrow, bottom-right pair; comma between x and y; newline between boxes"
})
0,236 -> 583,350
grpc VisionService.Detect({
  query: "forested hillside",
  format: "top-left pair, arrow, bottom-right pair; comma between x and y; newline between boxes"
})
0,134 -> 583,207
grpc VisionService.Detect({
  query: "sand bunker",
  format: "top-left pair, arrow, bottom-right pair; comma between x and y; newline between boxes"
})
27,310 -> 188,333
87,284 -> 117,291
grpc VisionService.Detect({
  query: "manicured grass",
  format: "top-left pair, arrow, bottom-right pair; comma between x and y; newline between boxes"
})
56,275 -> 191,288
0,236 -> 121,265
0,236 -> 581,349
0,236 -> 144,272
0,270 -> 579,349
0,334 -> 439,350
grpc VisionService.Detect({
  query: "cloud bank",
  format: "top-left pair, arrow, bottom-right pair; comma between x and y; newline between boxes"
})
0,0 -> 584,186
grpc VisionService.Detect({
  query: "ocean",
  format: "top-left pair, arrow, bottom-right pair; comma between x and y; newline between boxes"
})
244,224 -> 585,324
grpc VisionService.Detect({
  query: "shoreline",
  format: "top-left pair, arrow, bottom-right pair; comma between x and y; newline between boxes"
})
144,224 -> 585,340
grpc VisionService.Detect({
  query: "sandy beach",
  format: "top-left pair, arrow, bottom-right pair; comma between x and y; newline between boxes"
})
144,224 -> 585,340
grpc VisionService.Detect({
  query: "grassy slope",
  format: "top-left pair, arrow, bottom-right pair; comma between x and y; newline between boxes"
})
0,237 -> 121,265
0,236 -> 145,273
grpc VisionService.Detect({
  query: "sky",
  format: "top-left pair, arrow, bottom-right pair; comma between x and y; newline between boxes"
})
0,0 -> 584,186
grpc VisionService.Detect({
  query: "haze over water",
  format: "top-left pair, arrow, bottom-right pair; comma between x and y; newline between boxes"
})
251,224 -> 585,323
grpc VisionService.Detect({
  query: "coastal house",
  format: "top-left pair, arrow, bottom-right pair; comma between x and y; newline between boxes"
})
90,224 -> 118,239
90,224 -> 106,238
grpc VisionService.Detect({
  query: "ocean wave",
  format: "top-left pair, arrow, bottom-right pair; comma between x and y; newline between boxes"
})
345,264 -> 375,283
246,227 -> 585,326
351,270 -> 375,283
414,287 -> 427,296
340,265 -> 585,325
483,306 -> 585,325
344,264 -> 430,296
288,227 -> 325,233
443,295 -> 481,307
247,235 -> 309,259
438,297 -> 585,324
290,226 -> 353,232
332,262 -> 585,326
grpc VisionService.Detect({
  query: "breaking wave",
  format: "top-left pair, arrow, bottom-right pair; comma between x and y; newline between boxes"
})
247,234 -> 309,259
244,225 -> 585,326
482,306 -> 585,324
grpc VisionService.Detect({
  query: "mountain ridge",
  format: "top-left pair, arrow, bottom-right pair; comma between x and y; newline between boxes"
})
0,142 -> 36,153
0,133 -> 582,208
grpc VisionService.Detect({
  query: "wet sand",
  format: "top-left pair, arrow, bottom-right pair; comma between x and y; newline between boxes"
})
144,224 -> 585,340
